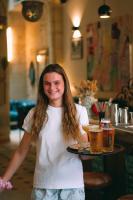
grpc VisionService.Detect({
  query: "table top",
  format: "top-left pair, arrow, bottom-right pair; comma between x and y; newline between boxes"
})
67,144 -> 124,156
115,124 -> 133,134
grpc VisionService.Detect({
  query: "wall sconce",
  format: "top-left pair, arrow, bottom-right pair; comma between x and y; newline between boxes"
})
36,49 -> 48,64
98,0 -> 112,19
0,16 -> 7,30
71,26 -> 83,60
21,0 -> 44,22
72,26 -> 81,39
36,49 -> 49,81
36,54 -> 46,63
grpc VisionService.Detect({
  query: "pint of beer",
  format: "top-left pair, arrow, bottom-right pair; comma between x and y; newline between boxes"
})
88,127 -> 103,154
102,127 -> 115,152
82,125 -> 90,134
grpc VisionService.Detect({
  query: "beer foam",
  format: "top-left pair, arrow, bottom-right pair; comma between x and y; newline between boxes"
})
89,125 -> 99,129
90,127 -> 102,132
103,127 -> 114,130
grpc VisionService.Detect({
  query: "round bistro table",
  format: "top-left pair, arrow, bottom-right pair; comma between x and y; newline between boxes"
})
67,144 -> 126,199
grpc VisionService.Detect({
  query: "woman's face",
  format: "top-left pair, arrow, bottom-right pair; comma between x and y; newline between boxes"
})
43,72 -> 65,107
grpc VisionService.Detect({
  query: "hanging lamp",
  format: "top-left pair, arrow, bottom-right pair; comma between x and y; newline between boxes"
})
21,0 -> 44,22
60,0 -> 68,3
98,0 -> 112,19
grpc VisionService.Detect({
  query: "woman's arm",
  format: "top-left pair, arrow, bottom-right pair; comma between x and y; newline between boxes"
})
80,133 -> 88,143
1,132 -> 32,182
78,105 -> 89,145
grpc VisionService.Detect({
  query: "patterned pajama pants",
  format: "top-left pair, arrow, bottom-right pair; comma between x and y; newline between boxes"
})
31,188 -> 85,200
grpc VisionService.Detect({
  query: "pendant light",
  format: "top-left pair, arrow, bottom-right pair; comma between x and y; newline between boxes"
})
98,0 -> 112,19
21,0 -> 44,22
60,0 -> 68,3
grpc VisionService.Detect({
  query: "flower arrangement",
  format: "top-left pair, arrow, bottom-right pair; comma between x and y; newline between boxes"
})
75,80 -> 98,117
76,80 -> 98,98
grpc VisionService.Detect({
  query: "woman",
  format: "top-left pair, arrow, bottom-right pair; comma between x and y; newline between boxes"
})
0,64 -> 89,200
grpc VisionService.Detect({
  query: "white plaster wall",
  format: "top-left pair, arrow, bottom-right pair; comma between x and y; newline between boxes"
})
25,14 -> 48,100
8,12 -> 27,99
8,1 -> 63,101
7,0 -> 133,100
62,0 -> 133,97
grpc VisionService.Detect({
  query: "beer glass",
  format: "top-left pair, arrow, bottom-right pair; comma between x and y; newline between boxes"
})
82,124 -> 90,134
82,124 -> 99,141
88,126 -> 103,154
102,127 -> 115,152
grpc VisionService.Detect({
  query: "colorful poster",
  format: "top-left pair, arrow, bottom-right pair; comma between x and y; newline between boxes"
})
86,15 -> 132,92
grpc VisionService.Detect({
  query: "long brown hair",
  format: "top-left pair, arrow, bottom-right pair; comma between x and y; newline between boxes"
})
31,64 -> 80,141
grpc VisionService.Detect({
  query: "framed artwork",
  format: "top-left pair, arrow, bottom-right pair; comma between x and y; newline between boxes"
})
86,15 -> 132,94
71,37 -> 83,59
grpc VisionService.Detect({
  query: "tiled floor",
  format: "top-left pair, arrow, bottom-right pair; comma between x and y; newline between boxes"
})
0,129 -> 35,200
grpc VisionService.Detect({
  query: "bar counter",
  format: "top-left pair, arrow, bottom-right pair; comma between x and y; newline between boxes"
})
115,125 -> 133,194
81,123 -> 133,197
115,124 -> 133,134
115,125 -> 133,147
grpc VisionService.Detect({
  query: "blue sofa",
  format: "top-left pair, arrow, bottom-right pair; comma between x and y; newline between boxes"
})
10,99 -> 36,129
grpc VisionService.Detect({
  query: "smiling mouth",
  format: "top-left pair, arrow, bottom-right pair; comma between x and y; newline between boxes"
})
49,91 -> 58,95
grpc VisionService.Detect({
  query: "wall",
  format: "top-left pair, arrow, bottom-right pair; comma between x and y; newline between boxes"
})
8,11 -> 27,99
62,0 -> 133,98
25,2 -> 63,100
7,0 -> 133,101
1,0 -> 133,141
8,1 -> 63,100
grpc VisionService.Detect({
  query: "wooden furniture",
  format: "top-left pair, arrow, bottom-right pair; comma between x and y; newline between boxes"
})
115,127 -> 133,194
115,126 -> 133,147
79,152 -> 112,200
84,171 -> 112,200
67,144 -> 126,200
117,194 -> 133,200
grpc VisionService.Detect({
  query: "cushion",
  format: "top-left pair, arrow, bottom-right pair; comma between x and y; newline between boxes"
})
84,172 -> 112,189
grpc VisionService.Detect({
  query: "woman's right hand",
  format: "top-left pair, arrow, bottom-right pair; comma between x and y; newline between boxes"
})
0,177 -> 13,191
